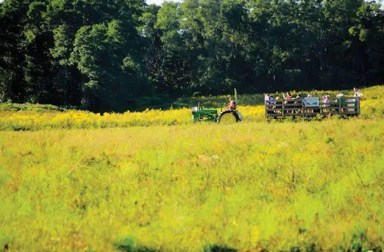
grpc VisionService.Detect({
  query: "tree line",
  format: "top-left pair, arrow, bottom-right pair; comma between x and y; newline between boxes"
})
1,0 -> 383,112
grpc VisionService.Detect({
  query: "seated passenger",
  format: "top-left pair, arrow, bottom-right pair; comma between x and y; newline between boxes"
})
274,96 -> 281,105
353,87 -> 363,99
322,95 -> 331,107
264,93 -> 276,105
282,92 -> 293,104
264,93 -> 269,100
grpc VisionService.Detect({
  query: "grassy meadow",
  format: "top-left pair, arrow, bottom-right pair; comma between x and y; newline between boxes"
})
0,86 -> 384,251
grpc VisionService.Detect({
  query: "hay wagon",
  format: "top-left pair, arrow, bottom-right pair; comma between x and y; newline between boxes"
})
265,96 -> 360,119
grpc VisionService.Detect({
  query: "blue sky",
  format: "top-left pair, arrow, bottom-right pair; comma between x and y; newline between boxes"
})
146,0 -> 183,5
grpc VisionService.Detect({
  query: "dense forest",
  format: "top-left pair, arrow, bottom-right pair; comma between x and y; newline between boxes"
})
1,0 -> 383,112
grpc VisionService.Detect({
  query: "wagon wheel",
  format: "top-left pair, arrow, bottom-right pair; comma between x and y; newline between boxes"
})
217,111 -> 240,124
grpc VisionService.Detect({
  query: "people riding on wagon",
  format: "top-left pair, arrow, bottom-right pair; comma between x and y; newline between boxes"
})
322,94 -> 331,107
265,93 -> 276,105
353,87 -> 363,99
282,92 -> 293,104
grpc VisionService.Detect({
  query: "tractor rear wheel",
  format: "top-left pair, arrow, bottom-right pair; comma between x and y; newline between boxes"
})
217,111 -> 240,123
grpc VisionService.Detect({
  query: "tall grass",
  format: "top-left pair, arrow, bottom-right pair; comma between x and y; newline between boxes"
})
0,120 -> 383,251
0,86 -> 383,251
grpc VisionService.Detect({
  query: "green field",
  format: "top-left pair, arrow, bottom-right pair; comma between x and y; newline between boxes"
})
0,87 -> 384,251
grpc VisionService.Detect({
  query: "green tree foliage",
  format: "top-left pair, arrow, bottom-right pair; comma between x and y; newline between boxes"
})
0,0 -> 30,102
0,0 -> 383,111
0,0 -> 149,111
71,20 -> 148,111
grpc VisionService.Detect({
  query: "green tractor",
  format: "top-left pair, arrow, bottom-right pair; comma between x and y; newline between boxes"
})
191,89 -> 243,123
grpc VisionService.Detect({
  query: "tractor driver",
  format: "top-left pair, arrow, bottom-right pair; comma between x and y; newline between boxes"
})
228,97 -> 237,111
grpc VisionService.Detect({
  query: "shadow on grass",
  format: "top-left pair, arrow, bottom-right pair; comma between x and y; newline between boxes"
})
115,237 -> 156,252
204,244 -> 237,252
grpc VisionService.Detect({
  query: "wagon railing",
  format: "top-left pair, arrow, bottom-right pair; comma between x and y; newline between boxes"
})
265,97 -> 360,119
